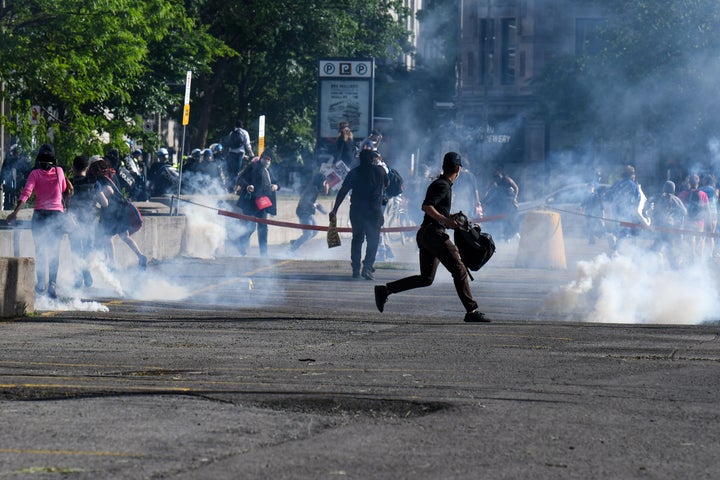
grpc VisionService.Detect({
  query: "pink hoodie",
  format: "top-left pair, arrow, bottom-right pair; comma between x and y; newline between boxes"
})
19,167 -> 67,211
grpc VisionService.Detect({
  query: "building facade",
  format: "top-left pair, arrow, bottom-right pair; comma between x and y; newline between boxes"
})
456,0 -> 604,188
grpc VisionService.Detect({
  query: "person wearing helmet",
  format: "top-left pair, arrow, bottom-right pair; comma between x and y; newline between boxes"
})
2,143 -> 31,210
180,148 -> 203,194
148,147 -> 179,197
199,147 -> 228,193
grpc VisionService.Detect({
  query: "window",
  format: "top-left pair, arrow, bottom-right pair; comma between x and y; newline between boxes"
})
576,18 -> 602,55
501,18 -> 517,85
479,18 -> 495,85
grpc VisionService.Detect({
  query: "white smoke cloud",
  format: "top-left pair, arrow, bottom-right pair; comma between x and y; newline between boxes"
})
547,244 -> 720,325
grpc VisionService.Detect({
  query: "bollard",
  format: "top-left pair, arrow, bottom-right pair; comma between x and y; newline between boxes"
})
0,257 -> 35,317
515,210 -> 567,269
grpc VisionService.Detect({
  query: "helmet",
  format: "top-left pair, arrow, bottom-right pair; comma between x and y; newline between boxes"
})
157,147 -> 169,159
132,149 -> 143,157
210,143 -> 223,155
190,148 -> 202,160
201,148 -> 213,159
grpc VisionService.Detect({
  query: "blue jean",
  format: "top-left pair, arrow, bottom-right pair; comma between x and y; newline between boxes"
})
291,214 -> 317,251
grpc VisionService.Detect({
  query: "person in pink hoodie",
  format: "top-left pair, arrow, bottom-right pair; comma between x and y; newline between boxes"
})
6,144 -> 70,299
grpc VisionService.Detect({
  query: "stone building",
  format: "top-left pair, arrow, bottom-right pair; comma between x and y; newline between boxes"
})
456,0 -> 606,193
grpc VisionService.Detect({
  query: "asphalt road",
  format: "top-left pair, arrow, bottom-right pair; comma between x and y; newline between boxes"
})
1,236 -> 720,479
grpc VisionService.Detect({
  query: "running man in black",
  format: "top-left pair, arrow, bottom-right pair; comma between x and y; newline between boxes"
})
374,152 -> 489,322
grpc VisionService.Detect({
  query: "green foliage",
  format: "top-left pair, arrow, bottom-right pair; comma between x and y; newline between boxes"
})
187,0 -> 412,156
0,0 -> 226,165
1,0 -> 412,164
534,0 -> 720,152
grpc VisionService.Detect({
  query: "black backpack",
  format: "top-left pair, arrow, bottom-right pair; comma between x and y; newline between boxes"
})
453,211 -> 496,277
227,129 -> 245,149
385,168 -> 404,197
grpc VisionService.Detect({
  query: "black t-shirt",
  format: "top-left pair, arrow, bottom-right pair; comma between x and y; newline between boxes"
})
422,176 -> 453,228
344,164 -> 387,209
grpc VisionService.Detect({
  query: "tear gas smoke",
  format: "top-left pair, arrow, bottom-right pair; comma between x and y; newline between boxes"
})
547,244 -> 720,325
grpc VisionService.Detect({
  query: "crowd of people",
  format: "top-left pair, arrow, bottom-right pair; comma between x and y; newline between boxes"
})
598,165 -> 720,266
4,144 -> 148,299
4,119 -> 720,306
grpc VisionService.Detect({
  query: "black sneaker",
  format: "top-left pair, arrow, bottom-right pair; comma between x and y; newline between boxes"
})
464,310 -> 490,323
361,267 -> 375,280
374,285 -> 389,313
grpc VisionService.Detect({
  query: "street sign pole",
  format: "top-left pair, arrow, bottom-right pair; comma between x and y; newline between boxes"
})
258,115 -> 266,157
173,70 -> 192,215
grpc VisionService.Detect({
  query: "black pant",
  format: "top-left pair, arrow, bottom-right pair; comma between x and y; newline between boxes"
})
386,225 -> 478,313
349,207 -> 382,274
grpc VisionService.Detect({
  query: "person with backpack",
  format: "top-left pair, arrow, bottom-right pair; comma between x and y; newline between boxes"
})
373,152 -> 489,323
5,144 -> 71,298
329,149 -> 388,280
88,159 -> 147,270
677,173 -> 710,261
226,120 -> 254,190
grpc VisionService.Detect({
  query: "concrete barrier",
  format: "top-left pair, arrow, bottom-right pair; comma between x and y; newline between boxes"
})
515,210 -> 567,270
0,194 -> 347,317
0,257 -> 35,316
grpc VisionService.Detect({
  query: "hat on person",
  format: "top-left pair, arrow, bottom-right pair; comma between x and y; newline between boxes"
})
442,152 -> 462,171
662,180 -> 676,194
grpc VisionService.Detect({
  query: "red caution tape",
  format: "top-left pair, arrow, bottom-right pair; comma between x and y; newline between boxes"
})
217,208 -> 503,233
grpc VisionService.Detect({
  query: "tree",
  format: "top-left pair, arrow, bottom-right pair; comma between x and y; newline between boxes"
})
0,0 -> 227,164
185,0 -> 413,160
534,0 -> 720,161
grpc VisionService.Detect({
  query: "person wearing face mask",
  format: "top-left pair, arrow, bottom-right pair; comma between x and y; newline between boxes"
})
6,143 -> 71,299
234,151 -> 280,256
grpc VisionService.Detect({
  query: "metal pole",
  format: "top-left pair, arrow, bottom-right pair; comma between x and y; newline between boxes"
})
174,125 -> 187,216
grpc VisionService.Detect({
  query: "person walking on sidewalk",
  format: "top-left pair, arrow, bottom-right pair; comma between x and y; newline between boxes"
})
374,152 -> 489,322
329,149 -> 388,280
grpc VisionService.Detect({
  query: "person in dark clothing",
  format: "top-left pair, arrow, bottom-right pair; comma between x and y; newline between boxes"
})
67,155 -> 97,288
148,148 -> 179,197
374,152 -> 489,323
335,121 -> 355,166
88,160 -> 147,270
329,149 -> 388,280
235,152 -> 280,256
289,173 -> 328,254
